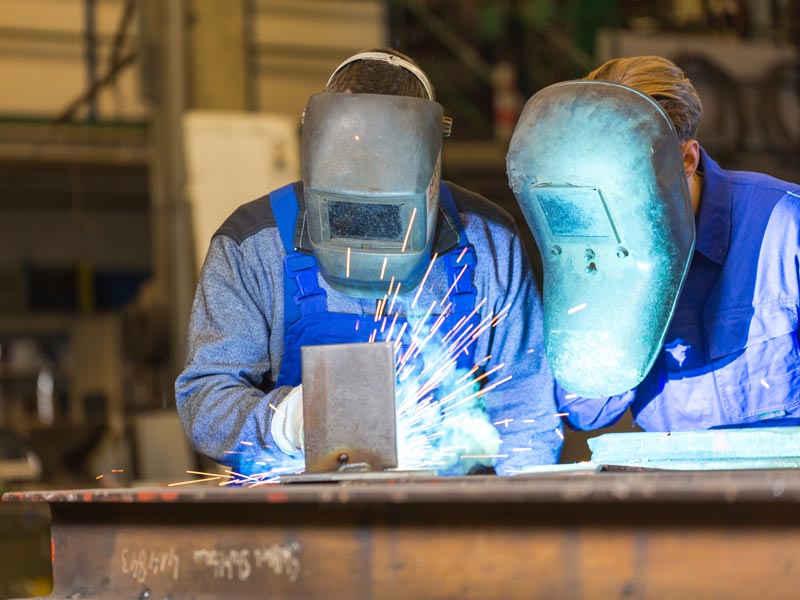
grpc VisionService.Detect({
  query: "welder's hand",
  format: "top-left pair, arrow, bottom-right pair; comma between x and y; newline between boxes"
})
269,385 -> 304,456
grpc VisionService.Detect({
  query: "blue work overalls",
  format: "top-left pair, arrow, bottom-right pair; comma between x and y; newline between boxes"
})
269,182 -> 480,388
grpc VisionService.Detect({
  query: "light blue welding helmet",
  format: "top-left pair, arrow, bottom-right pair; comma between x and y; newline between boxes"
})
301,91 -> 447,298
506,80 -> 695,397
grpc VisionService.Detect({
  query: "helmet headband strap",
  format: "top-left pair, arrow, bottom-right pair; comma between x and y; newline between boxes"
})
326,51 -> 435,101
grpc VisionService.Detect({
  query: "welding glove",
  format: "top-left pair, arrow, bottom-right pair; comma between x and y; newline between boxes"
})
269,385 -> 304,456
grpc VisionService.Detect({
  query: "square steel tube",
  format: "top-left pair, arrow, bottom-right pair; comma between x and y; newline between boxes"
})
301,342 -> 397,473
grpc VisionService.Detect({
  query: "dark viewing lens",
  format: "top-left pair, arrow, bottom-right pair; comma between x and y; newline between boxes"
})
328,200 -> 404,241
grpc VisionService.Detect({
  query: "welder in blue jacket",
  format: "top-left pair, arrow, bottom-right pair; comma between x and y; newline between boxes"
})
513,55 -> 800,432
175,49 -> 561,476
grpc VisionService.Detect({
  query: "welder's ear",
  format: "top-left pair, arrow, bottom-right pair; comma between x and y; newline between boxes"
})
681,139 -> 700,179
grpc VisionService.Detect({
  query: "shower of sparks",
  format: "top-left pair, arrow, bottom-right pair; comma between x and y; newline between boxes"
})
380,257 -> 388,280
555,428 -> 564,440
346,247 -> 352,278
111,469 -> 125,473
564,393 -> 578,400
240,441 -> 254,446
167,465 -> 303,488
391,322 -> 408,347
460,454 -> 508,460
456,246 -> 469,263
268,402 -> 285,417
437,364 -> 505,405
168,476 -> 223,487
440,265 -> 469,306
455,363 -> 483,385
567,303 -> 587,315
375,297 -> 386,321
411,253 -> 438,308
388,293 -> 517,473
410,300 -> 437,336
386,313 -> 400,341
554,412 -> 569,417
388,282 -> 402,315
493,418 -> 513,428
760,379 -> 770,389
445,375 -> 513,411
95,475 -> 104,480
401,207 -> 417,253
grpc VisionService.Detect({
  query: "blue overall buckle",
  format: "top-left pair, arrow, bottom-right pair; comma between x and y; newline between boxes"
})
445,245 -> 477,315
285,252 -> 327,315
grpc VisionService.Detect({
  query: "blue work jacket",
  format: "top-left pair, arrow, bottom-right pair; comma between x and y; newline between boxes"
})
560,148 -> 800,431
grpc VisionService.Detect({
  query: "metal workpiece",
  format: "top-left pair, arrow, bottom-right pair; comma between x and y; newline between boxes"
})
6,469 -> 800,599
301,342 -> 397,474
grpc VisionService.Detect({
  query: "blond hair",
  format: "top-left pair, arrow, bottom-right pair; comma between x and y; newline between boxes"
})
584,56 -> 702,143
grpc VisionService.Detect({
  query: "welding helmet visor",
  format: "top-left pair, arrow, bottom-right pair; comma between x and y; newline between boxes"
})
506,81 -> 695,397
301,92 -> 444,298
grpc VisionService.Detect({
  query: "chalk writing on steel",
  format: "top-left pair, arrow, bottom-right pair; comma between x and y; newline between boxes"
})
254,543 -> 302,582
193,543 -> 302,583
120,548 -> 180,584
193,549 -> 252,581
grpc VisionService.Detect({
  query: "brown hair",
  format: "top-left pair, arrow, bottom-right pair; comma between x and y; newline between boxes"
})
325,48 -> 431,99
584,56 -> 703,143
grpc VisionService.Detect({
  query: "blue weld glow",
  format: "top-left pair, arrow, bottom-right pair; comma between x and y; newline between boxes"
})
392,306 -> 502,476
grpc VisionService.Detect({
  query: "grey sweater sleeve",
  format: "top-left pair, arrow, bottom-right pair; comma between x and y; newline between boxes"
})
175,234 -> 292,468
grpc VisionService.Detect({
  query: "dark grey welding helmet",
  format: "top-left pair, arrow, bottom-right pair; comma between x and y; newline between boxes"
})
506,81 -> 695,397
301,92 -> 445,298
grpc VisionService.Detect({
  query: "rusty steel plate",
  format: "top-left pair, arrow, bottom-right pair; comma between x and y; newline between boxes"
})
6,470 -> 800,599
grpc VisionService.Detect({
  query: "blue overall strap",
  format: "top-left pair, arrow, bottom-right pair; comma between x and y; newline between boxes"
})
269,183 -> 328,326
438,183 -> 477,317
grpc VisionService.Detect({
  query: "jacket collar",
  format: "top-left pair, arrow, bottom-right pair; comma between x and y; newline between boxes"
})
694,147 -> 732,265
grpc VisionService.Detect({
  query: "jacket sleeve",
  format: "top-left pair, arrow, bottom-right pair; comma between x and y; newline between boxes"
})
556,384 -> 636,430
175,234 -> 295,470
480,226 -> 563,474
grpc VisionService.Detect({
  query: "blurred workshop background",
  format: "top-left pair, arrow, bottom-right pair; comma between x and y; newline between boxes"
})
0,0 -> 798,596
